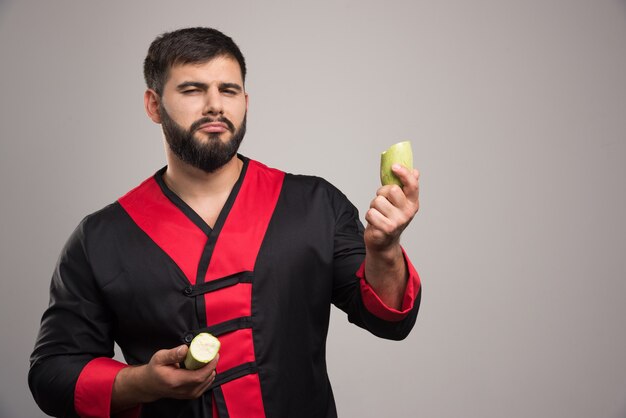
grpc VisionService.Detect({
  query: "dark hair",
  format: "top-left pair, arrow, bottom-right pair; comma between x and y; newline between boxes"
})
143,27 -> 247,96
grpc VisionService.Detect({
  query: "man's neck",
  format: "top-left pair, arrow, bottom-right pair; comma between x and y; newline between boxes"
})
162,153 -> 243,203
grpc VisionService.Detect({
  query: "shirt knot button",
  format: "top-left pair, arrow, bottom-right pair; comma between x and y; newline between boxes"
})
183,286 -> 193,296
184,333 -> 194,343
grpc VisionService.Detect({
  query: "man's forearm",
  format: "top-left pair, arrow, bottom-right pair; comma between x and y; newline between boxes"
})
361,164 -> 419,310
364,244 -> 408,310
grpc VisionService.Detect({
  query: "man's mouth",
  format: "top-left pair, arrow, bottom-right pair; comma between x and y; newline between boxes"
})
191,117 -> 235,134
197,122 -> 229,133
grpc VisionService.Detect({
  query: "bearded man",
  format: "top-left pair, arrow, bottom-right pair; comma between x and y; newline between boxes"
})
29,27 -> 422,418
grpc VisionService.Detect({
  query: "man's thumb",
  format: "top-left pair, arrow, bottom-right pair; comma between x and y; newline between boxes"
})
154,345 -> 188,365
174,344 -> 189,362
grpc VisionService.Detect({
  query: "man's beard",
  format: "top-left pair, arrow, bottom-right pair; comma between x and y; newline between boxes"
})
160,106 -> 246,173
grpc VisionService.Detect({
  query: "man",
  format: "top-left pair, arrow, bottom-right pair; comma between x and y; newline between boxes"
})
29,27 -> 422,418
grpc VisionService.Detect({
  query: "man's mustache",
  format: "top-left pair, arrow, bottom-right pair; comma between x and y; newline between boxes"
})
190,116 -> 236,133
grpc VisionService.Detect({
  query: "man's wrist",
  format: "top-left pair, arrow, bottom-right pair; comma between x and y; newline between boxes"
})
112,364 -> 155,412
366,243 -> 403,267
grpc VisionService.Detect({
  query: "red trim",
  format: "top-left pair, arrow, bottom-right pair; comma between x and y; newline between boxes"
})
358,247 -> 421,322
204,160 -> 284,281
118,177 -> 207,284
204,284 -> 252,326
203,160 -> 283,417
74,357 -> 140,418
215,328 -> 256,372
220,374 -> 266,418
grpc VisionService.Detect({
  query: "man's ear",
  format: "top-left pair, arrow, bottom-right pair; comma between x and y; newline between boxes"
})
144,89 -> 162,123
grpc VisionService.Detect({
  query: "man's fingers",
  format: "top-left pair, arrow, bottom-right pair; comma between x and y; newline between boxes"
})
376,184 -> 408,209
370,194 -> 397,219
378,166 -> 419,206
207,354 -> 219,371
365,207 -> 394,235
195,354 -> 219,376
373,181 -> 417,223
391,165 -> 420,203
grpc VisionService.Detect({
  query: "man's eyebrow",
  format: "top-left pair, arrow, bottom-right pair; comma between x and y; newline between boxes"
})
176,81 -> 208,91
219,82 -> 243,92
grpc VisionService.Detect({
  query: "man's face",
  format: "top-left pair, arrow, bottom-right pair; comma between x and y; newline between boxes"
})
157,56 -> 248,173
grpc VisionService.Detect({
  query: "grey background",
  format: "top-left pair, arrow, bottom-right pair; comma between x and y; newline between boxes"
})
1,0 -> 625,417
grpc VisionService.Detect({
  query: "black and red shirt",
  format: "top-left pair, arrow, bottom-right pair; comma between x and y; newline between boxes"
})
30,156 -> 421,418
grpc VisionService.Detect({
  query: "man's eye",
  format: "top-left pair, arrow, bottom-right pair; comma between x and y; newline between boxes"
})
182,89 -> 199,94
222,89 -> 237,95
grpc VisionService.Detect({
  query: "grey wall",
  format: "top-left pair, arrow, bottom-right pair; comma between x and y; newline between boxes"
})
1,1 -> 625,417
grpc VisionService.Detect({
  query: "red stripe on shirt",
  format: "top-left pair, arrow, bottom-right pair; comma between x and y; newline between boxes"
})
118,176 -> 206,285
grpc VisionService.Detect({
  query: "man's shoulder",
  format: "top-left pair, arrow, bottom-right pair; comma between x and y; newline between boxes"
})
254,160 -> 339,196
249,157 -> 330,188
252,159 -> 353,212
77,170 -> 161,236
76,201 -> 129,238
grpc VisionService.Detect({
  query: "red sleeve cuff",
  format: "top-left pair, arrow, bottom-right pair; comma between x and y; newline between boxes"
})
358,247 -> 421,322
74,357 -> 141,418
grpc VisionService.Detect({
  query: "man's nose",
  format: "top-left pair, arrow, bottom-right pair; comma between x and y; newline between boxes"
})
202,88 -> 223,115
